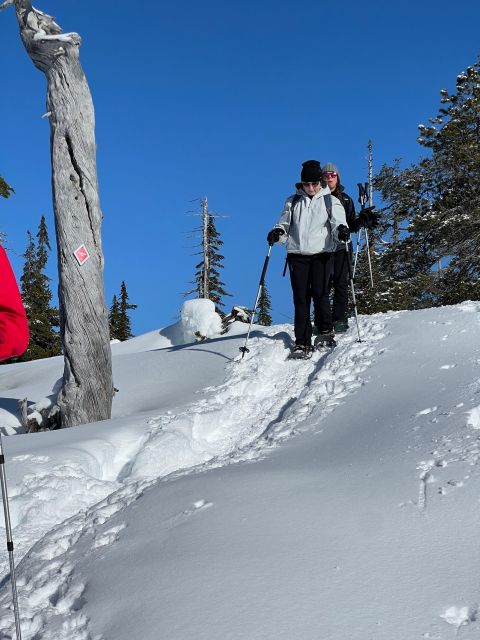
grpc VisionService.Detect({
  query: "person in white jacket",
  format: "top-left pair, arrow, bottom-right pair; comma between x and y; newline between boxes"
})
267,160 -> 349,357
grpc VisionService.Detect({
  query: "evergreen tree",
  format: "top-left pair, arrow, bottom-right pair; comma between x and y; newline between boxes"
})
257,284 -> 272,326
109,282 -> 136,341
108,294 -> 121,340
203,216 -> 231,312
415,61 -> 480,304
117,280 -> 137,340
354,171 -> 432,315
372,58 -> 480,309
20,217 -> 61,360
186,198 -> 231,312
0,175 -> 13,244
0,176 -> 13,200
21,231 -> 36,305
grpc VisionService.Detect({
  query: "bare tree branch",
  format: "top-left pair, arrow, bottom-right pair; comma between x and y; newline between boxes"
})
0,0 -> 15,11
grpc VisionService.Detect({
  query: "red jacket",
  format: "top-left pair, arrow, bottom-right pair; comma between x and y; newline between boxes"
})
0,246 -> 29,361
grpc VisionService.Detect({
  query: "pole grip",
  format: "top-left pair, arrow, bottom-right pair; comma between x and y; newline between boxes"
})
343,241 -> 354,282
259,255 -> 270,285
357,183 -> 367,209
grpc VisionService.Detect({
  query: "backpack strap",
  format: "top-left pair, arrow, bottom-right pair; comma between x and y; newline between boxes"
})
290,193 -> 302,217
323,193 -> 332,220
323,193 -> 333,237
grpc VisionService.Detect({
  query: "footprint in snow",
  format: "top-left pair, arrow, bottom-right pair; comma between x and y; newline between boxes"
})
185,499 -> 213,515
416,406 -> 438,417
166,499 -> 213,529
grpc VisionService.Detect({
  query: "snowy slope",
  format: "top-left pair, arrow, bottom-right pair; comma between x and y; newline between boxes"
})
1,303 -> 480,639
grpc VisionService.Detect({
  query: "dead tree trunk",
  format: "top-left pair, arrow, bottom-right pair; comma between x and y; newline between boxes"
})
201,197 -> 210,299
2,1 -> 114,426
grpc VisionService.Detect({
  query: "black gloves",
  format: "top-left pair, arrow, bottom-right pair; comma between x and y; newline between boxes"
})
337,225 -> 350,242
357,206 -> 380,230
267,227 -> 285,245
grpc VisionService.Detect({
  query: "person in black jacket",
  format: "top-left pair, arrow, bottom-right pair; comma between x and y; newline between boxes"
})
322,162 -> 379,332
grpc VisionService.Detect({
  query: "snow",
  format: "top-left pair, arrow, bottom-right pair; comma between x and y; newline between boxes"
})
466,405 -> 480,429
180,298 -> 223,342
1,299 -> 480,639
440,606 -> 477,629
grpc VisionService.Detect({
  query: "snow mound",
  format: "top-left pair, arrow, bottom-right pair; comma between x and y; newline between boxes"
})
110,298 -> 224,354
180,299 -> 222,343
440,605 -> 477,629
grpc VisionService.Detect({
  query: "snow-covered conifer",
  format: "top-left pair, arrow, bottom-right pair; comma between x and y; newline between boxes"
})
371,57 -> 480,310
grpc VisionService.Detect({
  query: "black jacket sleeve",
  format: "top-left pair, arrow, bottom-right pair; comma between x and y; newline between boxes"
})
342,193 -> 361,232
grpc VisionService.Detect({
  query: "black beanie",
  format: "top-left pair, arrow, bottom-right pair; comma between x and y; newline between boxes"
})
301,160 -> 322,182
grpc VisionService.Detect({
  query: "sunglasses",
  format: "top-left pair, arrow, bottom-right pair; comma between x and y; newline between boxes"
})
302,181 -> 320,187
323,172 -> 337,178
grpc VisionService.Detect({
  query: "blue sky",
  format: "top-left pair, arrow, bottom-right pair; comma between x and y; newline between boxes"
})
1,0 -> 479,335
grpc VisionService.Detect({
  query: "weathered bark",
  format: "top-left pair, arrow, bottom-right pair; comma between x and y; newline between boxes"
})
201,197 -> 210,299
4,2 -> 114,426
18,398 -> 28,429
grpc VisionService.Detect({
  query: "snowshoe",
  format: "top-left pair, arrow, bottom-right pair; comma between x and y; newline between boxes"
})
314,331 -> 336,349
287,345 -> 312,360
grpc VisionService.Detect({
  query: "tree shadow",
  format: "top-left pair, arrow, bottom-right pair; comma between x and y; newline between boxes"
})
154,329 -> 293,362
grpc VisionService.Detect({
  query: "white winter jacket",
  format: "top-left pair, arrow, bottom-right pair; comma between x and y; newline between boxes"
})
274,185 -> 347,255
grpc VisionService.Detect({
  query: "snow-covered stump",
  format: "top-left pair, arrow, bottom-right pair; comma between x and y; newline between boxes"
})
181,299 -> 223,343
3,1 -> 114,426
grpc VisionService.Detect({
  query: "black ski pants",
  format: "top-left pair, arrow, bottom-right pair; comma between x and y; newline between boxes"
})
331,246 -> 352,324
288,252 -> 334,347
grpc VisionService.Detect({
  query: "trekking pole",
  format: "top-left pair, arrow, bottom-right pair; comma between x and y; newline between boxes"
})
239,242 -> 273,360
357,182 -> 374,288
0,434 -> 22,640
353,226 -> 363,278
343,241 -> 362,343
364,230 -> 374,288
